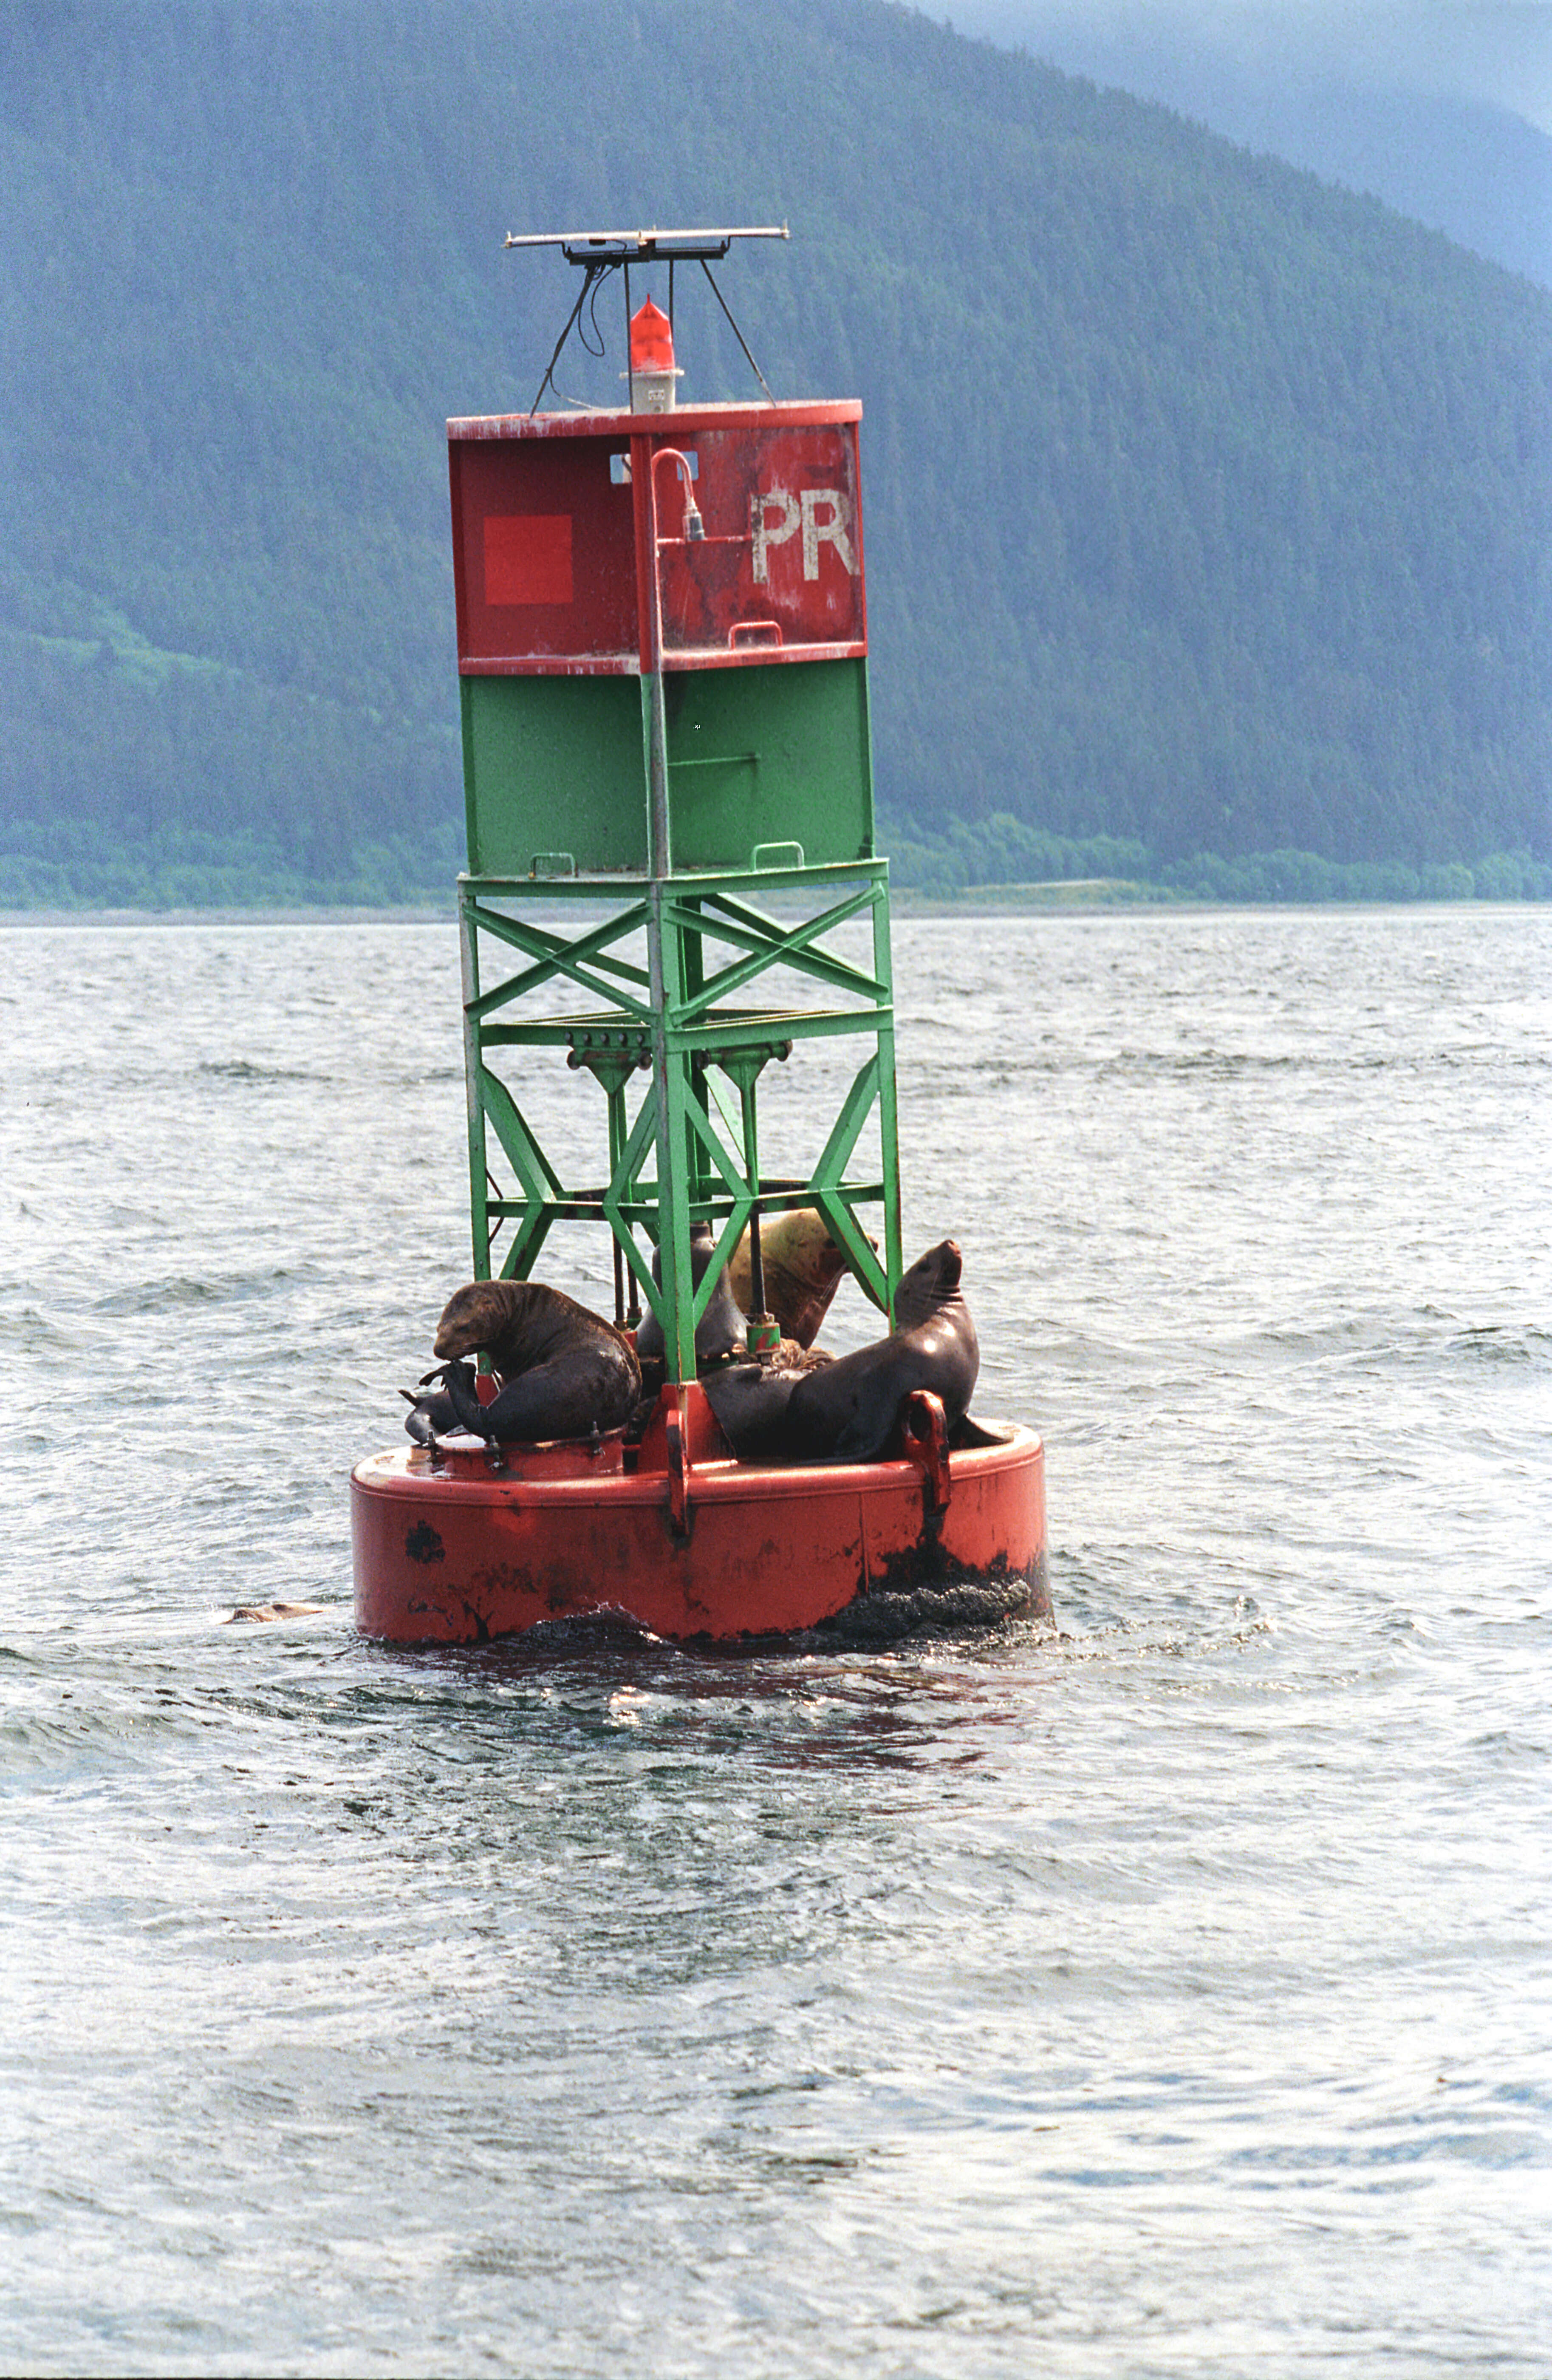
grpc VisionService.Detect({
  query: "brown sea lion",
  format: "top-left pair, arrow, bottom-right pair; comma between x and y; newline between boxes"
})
635,1223 -> 748,1372
420,1278 -> 641,1444
784,1238 -> 979,1461
705,1240 -> 978,1466
700,1358 -> 802,1462
224,1602 -> 325,1624
728,1209 -> 869,1347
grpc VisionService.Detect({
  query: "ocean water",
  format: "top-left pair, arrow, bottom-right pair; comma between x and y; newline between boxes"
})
1,903 -> 1549,2377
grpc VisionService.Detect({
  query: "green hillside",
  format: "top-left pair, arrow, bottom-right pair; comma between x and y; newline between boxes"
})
2,0 -> 1549,906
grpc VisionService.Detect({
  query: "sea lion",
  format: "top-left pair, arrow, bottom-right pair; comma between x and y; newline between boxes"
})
705,1240 -> 978,1466
635,1222 -> 748,1372
401,1384 -> 459,1444
728,1209 -> 869,1346
783,1238 -> 979,1462
700,1339 -> 833,1461
415,1277 -> 641,1444
701,1359 -> 800,1460
224,1602 -> 325,1624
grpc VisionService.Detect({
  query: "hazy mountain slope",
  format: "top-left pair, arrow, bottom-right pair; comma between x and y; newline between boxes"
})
954,0 -> 1552,289
2,0 -> 1549,903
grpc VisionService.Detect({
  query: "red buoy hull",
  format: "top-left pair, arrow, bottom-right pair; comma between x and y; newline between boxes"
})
352,1398 -> 1047,1646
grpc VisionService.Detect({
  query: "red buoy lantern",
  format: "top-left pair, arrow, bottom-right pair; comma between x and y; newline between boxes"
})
628,297 -> 681,411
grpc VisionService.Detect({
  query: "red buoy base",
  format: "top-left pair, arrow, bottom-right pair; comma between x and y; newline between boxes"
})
352,1386 -> 1048,1647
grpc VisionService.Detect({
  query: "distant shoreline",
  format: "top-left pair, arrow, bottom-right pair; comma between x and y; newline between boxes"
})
3,888 -> 1547,930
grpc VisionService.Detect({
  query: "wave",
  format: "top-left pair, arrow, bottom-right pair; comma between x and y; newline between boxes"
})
91,1265 -> 318,1315
197,1058 -> 317,1083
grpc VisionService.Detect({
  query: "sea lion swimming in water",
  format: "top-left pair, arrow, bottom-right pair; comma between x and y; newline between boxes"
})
408,1278 -> 641,1445
635,1223 -> 748,1372
224,1602 -> 325,1624
728,1208 -> 868,1347
704,1239 -> 978,1465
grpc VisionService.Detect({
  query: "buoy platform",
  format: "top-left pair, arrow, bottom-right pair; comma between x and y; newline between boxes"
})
354,1385 -> 1047,1645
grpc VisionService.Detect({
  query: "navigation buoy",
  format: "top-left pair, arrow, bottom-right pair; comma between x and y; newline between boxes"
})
351,226 -> 1049,1646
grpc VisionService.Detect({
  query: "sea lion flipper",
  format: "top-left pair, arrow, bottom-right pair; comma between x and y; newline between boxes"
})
425,1358 -> 486,1436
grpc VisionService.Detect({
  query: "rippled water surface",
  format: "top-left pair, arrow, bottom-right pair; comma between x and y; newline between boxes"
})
2,905 -> 1549,2376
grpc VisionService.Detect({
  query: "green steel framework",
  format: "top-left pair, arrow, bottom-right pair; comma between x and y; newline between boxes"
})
458,855 -> 904,1390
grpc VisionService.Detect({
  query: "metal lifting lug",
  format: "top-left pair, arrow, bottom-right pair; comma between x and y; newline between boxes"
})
665,1403 -> 691,1538
901,1390 -> 953,1517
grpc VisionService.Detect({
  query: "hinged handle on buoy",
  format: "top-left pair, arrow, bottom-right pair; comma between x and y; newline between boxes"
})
901,1390 -> 953,1515
665,1391 -> 692,1537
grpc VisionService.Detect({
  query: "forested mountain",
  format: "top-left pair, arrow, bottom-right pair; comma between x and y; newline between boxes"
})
955,0 -> 1552,293
3,0 -> 1549,907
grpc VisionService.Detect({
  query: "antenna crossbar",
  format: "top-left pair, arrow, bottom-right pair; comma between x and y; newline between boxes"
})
504,225 -> 789,264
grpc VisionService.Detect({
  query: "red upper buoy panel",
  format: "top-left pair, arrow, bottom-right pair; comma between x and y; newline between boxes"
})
448,400 -> 867,675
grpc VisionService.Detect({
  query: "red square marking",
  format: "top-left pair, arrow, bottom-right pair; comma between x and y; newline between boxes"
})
484,514 -> 573,606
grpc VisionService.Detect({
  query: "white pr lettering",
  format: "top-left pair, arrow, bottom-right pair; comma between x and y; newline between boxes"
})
800,489 -> 857,580
750,489 -> 800,585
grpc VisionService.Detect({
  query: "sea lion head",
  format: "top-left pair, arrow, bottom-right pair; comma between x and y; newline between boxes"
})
433,1278 -> 536,1363
761,1218 -> 842,1294
730,1208 -> 874,1347
636,1223 -> 748,1369
893,1238 -> 964,1331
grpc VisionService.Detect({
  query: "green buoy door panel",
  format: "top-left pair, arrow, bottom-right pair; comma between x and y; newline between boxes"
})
461,658 -> 873,878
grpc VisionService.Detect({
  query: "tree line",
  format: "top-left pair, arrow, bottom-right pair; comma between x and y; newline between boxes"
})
2,0 -> 1548,906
